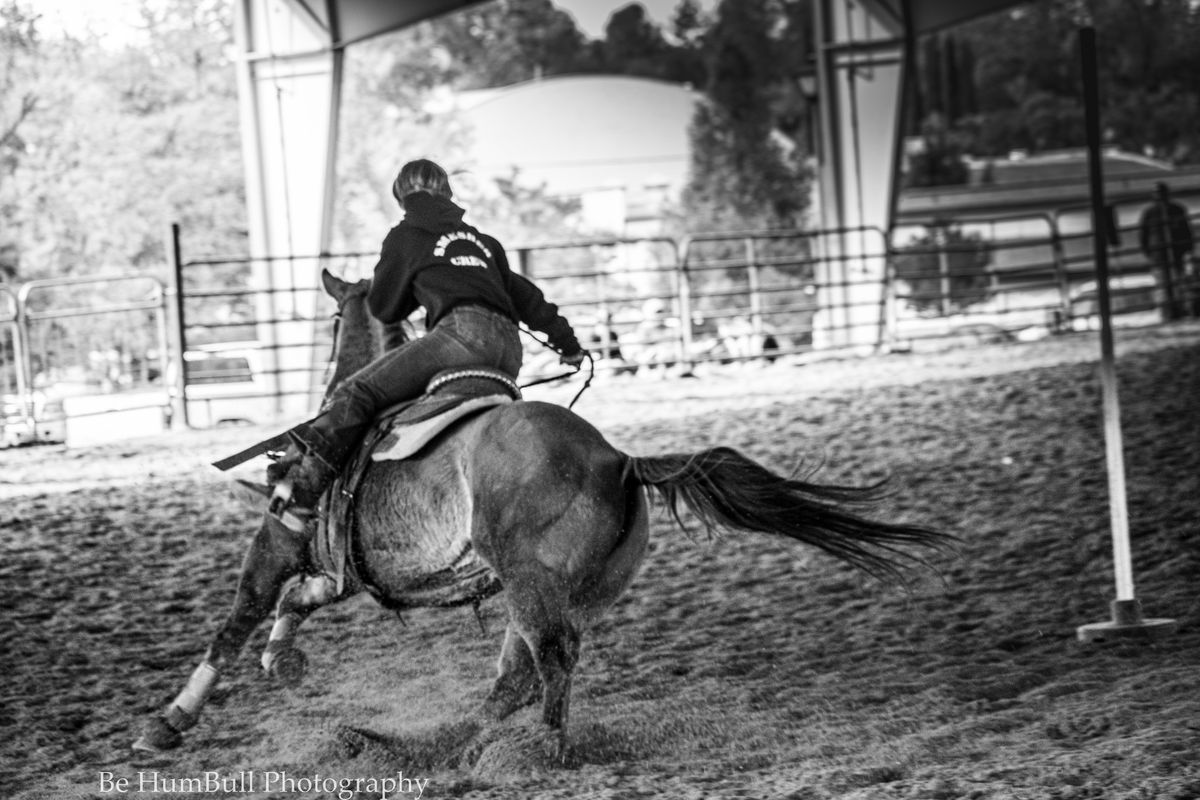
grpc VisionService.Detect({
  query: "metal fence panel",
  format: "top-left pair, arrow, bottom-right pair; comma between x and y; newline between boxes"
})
1,286 -> 20,398
7,274 -> 170,447
680,230 -> 825,363
509,237 -> 684,374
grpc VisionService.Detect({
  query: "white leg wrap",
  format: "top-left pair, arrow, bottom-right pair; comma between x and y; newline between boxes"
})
262,615 -> 297,672
172,663 -> 220,716
296,574 -> 338,606
267,614 -> 297,644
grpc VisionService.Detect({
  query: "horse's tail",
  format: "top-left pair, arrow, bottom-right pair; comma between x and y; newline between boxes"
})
624,446 -> 956,582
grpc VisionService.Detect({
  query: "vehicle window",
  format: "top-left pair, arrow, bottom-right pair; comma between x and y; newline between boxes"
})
186,356 -> 254,385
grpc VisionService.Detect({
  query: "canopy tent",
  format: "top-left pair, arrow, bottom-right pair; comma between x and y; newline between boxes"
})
284,0 -> 487,48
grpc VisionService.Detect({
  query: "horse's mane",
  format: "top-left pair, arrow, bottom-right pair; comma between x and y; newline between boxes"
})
325,277 -> 413,395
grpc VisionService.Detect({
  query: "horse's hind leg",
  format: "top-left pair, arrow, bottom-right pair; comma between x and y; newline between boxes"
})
134,518 -> 306,751
482,623 -> 542,721
502,570 -> 581,758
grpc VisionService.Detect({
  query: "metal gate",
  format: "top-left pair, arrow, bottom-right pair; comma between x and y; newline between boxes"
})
3,274 -> 170,447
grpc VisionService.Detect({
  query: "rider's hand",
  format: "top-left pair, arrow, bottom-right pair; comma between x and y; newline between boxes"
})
560,349 -> 589,367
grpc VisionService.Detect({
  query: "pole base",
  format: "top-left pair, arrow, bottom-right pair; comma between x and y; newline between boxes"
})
1077,599 -> 1178,643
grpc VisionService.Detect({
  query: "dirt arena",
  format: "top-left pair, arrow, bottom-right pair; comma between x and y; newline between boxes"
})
3,322 -> 1199,800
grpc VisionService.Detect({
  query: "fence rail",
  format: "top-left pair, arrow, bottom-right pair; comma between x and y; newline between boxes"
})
2,207 -> 1195,444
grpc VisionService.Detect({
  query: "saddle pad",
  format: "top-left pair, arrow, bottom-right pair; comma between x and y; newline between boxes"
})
371,394 -> 512,462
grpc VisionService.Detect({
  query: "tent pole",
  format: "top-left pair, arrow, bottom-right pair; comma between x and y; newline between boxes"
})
1075,26 -> 1175,643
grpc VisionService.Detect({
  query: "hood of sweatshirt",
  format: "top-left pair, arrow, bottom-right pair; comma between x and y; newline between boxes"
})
400,191 -> 467,234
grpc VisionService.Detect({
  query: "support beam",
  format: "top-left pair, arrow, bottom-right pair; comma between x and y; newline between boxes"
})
1074,25 -> 1176,643
234,0 -> 342,419
812,0 -> 908,351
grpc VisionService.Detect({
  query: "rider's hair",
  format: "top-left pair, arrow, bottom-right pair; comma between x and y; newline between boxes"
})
393,159 -> 453,207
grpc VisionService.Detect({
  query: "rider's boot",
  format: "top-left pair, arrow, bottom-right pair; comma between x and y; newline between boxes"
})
268,427 -> 346,531
265,385 -> 374,530
266,443 -> 302,488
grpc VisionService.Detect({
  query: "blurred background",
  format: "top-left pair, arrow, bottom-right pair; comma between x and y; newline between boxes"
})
1,0 -> 1198,446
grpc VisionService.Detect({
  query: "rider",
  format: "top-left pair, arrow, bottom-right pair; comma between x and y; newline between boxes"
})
269,158 -> 588,525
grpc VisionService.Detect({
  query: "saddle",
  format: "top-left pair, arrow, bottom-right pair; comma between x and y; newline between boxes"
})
369,369 -> 519,462
217,367 -> 521,602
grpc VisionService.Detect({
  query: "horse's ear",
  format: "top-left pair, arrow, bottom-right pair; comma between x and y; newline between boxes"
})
321,268 -> 349,301
228,478 -> 271,511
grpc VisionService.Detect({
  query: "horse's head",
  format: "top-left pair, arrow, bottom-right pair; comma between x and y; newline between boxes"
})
320,268 -> 409,393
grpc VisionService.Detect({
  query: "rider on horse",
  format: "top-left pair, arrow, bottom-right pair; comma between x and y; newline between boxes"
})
269,158 -> 588,526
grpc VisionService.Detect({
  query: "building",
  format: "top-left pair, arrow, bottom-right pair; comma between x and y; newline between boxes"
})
447,74 -> 699,236
898,147 -> 1200,225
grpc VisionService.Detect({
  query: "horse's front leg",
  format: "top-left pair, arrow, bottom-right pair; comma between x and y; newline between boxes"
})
260,572 -> 343,686
134,517 -> 307,752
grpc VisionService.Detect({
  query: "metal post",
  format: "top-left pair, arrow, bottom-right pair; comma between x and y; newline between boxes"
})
165,223 -> 190,428
675,238 -> 695,371
10,289 -> 29,403
1048,212 -> 1072,330
1154,197 -> 1180,320
938,239 -> 952,316
744,237 -> 764,343
1075,26 -> 1175,643
880,233 -> 898,349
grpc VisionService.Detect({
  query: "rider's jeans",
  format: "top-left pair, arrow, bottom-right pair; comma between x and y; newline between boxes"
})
299,304 -> 523,464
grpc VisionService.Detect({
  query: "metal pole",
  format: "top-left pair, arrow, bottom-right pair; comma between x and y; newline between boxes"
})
1076,26 -> 1175,642
937,240 -> 952,316
1080,27 -> 1133,603
10,289 -> 29,403
166,222 -> 190,428
745,237 -> 764,344
675,238 -> 695,372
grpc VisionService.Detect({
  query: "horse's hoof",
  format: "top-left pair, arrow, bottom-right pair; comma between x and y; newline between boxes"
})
553,731 -> 574,767
482,683 -> 542,721
267,647 -> 307,687
133,716 -> 183,752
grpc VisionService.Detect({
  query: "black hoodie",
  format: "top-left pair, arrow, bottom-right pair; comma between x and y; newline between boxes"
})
367,192 -> 580,355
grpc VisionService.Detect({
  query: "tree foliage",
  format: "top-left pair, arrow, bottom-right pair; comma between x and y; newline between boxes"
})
680,0 -> 814,232
892,224 -> 991,314
0,0 -> 243,282
909,0 -> 1200,186
7,0 -> 1198,285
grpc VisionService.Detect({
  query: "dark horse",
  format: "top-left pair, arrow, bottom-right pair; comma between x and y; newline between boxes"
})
136,270 -> 953,757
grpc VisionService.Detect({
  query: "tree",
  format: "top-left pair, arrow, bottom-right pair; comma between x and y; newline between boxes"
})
681,0 -> 812,232
905,112 -> 971,188
891,223 -> 991,314
332,29 -> 472,252
0,0 -> 39,280
916,0 -> 1200,170
0,0 -> 245,284
603,4 -> 668,78
0,1 -> 36,163
331,16 -> 587,253
423,0 -> 597,89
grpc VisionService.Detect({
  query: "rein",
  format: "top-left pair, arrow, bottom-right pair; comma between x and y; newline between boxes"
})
518,327 -> 595,411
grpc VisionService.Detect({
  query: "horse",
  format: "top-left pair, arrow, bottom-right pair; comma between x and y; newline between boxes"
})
135,269 -> 954,758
